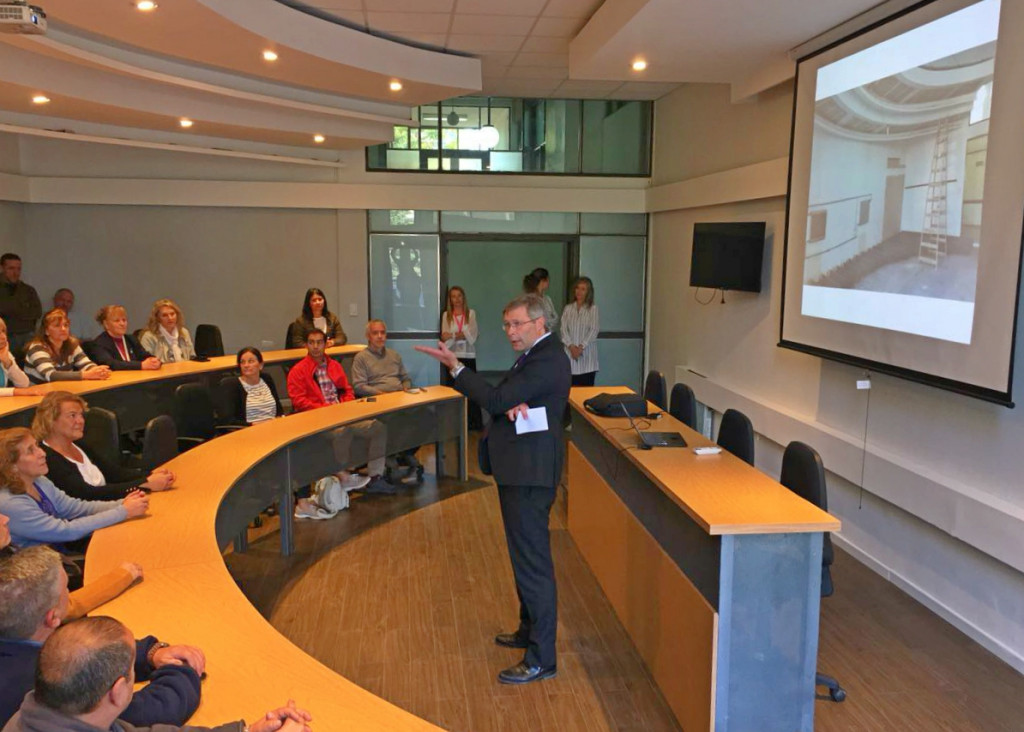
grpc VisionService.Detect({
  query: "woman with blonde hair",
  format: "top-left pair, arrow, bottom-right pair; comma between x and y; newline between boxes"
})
23,309 -> 110,384
440,285 -> 481,430
139,298 -> 195,363
89,305 -> 161,371
33,391 -> 174,501
0,317 -> 44,397
0,427 -> 148,549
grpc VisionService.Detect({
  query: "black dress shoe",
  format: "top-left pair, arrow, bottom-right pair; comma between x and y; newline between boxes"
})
494,632 -> 529,649
498,661 -> 557,685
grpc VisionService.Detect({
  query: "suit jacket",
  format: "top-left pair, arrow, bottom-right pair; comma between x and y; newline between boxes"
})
454,332 -> 570,488
87,332 -> 156,370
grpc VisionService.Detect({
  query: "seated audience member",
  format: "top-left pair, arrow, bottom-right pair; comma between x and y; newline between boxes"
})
222,347 -> 284,426
139,299 -> 195,363
0,548 -> 207,728
34,392 -> 174,502
0,318 -> 44,397
287,329 -> 391,498
351,319 -> 423,483
89,306 -> 161,371
288,287 -> 347,348
0,253 -> 42,354
0,427 -> 148,550
0,511 -> 142,621
3,616 -> 311,732
52,288 -> 88,341
23,310 -> 111,384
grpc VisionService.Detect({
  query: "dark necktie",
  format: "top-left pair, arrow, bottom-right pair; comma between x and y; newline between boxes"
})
513,352 -> 527,370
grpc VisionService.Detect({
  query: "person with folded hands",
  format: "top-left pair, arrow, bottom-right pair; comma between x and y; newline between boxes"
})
89,305 -> 161,371
23,309 -> 110,384
33,392 -> 174,502
0,427 -> 148,550
139,299 -> 196,363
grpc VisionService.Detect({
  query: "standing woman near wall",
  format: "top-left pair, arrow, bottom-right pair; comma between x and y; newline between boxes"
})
139,299 -> 196,363
560,276 -> 599,386
440,286 -> 481,430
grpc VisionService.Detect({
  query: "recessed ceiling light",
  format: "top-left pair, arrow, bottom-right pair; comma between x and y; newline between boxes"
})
135,1 -> 157,11
31,95 -> 50,105
179,118 -> 193,128
632,59 -> 648,72
389,80 -> 403,92
262,49 -> 278,62
313,134 -> 325,144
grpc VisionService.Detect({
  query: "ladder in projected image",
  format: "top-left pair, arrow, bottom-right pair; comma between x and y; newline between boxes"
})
919,117 -> 952,267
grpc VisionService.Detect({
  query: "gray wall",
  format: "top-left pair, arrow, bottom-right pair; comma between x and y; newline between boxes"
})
648,83 -> 1024,671
23,205 -> 368,349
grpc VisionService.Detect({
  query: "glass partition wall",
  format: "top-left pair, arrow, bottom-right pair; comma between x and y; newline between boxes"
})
369,211 -> 647,390
367,97 -> 652,176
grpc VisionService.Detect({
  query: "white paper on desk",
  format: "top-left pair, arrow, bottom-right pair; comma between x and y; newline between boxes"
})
515,407 -> 549,435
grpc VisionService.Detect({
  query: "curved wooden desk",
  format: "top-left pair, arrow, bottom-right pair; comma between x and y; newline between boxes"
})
84,388 -> 465,729
0,345 -> 364,431
568,386 -> 839,732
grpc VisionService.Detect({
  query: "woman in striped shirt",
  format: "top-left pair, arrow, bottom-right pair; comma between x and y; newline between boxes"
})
24,309 -> 111,384
223,346 -> 283,426
560,276 -> 600,386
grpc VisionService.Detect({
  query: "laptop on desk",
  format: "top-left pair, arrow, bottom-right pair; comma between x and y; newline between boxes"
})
618,403 -> 687,449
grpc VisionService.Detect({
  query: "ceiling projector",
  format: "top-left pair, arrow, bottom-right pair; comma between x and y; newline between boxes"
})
0,2 -> 46,34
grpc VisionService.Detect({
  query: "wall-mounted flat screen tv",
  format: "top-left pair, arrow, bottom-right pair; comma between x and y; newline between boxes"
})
690,222 -> 766,292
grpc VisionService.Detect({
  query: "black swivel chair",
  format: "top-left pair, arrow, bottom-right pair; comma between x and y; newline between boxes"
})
194,324 -> 225,358
643,369 -> 667,411
285,322 -> 302,350
716,408 -> 755,465
669,382 -> 698,430
779,441 -> 847,703
139,414 -> 180,470
173,382 -> 243,449
80,407 -> 123,468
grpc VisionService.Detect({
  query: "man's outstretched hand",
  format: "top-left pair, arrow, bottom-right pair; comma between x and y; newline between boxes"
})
414,341 -> 459,370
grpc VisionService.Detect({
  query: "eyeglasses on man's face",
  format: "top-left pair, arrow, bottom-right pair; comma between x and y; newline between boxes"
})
501,317 -> 540,332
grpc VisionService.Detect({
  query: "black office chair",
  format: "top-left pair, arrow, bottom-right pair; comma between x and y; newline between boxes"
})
779,441 -> 847,703
285,322 -> 302,350
79,338 -> 101,363
80,407 -> 123,468
643,369 -> 667,411
173,382 -> 242,449
139,414 -> 180,470
669,382 -> 697,430
194,324 -> 225,358
716,408 -> 754,465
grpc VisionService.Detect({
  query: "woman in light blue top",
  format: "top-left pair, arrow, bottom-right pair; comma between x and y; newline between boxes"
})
0,427 -> 149,549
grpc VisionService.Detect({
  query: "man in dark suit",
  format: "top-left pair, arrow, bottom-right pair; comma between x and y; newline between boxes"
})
417,293 -> 571,684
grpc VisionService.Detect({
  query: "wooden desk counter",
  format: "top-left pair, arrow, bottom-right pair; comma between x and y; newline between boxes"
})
568,385 -> 839,732
0,344 -> 365,426
569,386 -> 839,535
84,387 -> 464,730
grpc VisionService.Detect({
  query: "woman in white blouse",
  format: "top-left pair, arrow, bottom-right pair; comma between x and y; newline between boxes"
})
139,298 -> 196,363
560,276 -> 600,386
0,317 -> 44,397
440,285 -> 482,429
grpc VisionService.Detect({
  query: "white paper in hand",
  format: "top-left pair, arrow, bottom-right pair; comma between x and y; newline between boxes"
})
515,406 -> 549,435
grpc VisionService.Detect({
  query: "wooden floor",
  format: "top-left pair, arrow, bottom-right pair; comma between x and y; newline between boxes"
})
225,448 -> 1024,732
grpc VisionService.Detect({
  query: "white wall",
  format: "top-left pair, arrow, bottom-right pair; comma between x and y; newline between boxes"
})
22,205 -> 367,350
649,82 -> 1024,672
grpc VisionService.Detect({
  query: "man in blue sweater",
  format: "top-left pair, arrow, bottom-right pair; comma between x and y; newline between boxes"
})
0,546 -> 204,728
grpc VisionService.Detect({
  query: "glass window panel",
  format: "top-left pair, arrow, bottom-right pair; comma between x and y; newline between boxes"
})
441,210 -> 578,234
369,234 -> 439,332
385,339 -> 443,386
421,129 -> 439,150
368,210 -> 439,233
384,150 -> 421,170
594,338 -> 644,393
581,100 -> 652,175
579,235 -> 645,332
581,213 -> 647,236
490,152 -> 524,172
542,99 -> 581,174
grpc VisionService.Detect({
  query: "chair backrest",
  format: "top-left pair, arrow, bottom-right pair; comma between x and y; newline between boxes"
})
286,321 -> 302,350
79,338 -> 101,363
716,408 -> 755,466
779,440 -> 834,596
141,414 -> 178,470
174,382 -> 217,440
216,375 -> 240,421
194,324 -> 225,358
81,406 -> 121,468
669,382 -> 697,430
643,369 -> 667,411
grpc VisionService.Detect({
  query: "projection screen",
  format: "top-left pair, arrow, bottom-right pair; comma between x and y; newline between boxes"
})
781,0 -> 1024,405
